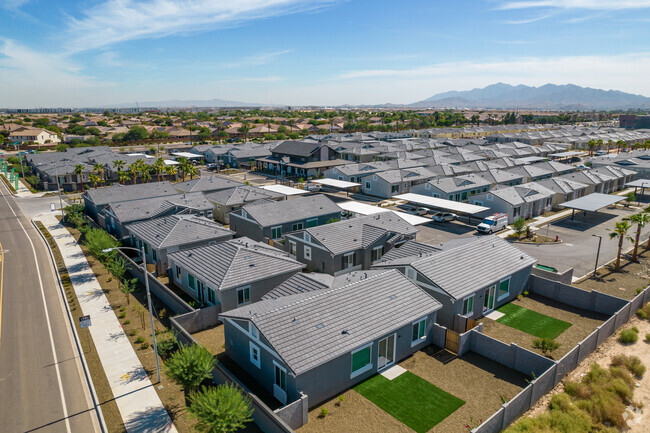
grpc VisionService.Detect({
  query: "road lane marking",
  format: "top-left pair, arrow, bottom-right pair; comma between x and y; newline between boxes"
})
0,182 -> 72,433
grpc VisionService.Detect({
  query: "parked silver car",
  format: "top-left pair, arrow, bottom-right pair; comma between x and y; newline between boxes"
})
431,212 -> 457,222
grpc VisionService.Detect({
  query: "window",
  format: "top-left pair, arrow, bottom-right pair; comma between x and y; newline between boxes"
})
474,201 -> 483,206
546,198 -> 552,206
461,191 -> 468,201
249,322 -> 259,339
371,246 -> 383,262
271,226 -> 282,239
207,287 -> 216,305
241,209 -> 248,218
306,218 -> 318,228
391,184 -> 399,193
304,232 -> 311,243
498,277 -> 510,300
448,195 -> 453,200
152,249 -> 157,262
424,183 -> 431,190
249,342 -> 261,368
365,181 -> 371,189
188,273 -> 195,291
292,222 -> 303,231
304,246 -> 312,260
351,344 -> 372,378
405,267 -> 416,280
342,252 -> 355,269
175,265 -> 181,281
462,295 -> 474,315
513,206 -> 521,217
237,286 -> 250,305
411,318 -> 426,345
143,243 -> 149,254
289,241 -> 297,255
487,193 -> 493,201
274,363 -> 287,391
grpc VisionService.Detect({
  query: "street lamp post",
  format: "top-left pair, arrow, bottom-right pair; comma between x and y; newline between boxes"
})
54,162 -> 65,222
104,246 -> 161,383
592,234 -> 602,278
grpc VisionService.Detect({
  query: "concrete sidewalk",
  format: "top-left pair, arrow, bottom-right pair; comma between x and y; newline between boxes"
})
0,172 -> 48,198
36,212 -> 177,433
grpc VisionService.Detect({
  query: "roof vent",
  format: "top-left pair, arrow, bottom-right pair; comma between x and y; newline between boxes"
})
341,330 -> 349,335
249,263 -> 255,267
315,323 -> 325,329
389,294 -> 397,300
292,317 -> 298,323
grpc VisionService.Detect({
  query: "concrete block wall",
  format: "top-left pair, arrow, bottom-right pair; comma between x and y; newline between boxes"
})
432,323 -> 447,349
531,266 -> 573,284
275,393 -> 308,430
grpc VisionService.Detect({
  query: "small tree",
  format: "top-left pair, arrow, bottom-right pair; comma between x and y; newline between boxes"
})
532,337 -> 561,355
512,217 -> 527,238
626,192 -> 637,207
626,212 -> 650,261
165,344 -> 216,391
609,221 -> 633,272
188,384 -> 253,433
121,277 -> 138,305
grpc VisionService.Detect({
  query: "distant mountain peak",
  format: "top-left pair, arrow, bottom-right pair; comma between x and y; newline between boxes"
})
410,83 -> 650,110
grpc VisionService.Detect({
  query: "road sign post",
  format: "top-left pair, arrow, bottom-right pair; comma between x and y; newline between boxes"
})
79,315 -> 92,352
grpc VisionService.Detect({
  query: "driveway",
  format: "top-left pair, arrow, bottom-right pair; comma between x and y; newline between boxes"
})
515,205 -> 650,279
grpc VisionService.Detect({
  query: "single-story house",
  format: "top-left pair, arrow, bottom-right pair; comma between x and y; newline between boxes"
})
536,178 -> 590,210
283,213 -> 418,275
167,237 -> 304,311
219,269 -> 442,406
229,194 -> 342,242
360,167 -> 436,198
410,174 -> 491,202
173,176 -> 245,194
373,236 -> 536,329
205,185 -> 285,224
470,182 -> 555,223
126,215 -> 234,275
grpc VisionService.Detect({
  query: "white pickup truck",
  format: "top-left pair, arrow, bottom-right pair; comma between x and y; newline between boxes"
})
477,213 -> 509,234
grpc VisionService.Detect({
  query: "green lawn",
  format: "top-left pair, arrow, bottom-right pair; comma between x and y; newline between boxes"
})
354,371 -> 465,433
496,303 -> 572,339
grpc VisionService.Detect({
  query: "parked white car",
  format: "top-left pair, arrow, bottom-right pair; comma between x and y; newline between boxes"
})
303,183 -> 322,192
431,212 -> 457,222
477,213 -> 509,234
406,207 -> 429,216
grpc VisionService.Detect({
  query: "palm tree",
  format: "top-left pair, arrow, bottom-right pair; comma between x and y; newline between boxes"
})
609,221 -> 633,272
626,212 -> 650,262
74,164 -> 85,192
112,159 -> 125,174
616,140 -> 625,154
177,157 -> 189,181
93,163 -> 105,185
587,139 -> 596,157
164,164 -> 177,182
141,168 -> 152,183
118,171 -> 130,185
606,139 -> 613,154
154,157 -> 165,182
238,122 -> 251,142
128,163 -> 139,184
187,164 -> 198,180
89,173 -> 101,189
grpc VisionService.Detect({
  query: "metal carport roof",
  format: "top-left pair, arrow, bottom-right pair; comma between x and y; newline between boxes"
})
260,184 -> 309,196
394,193 -> 490,215
560,193 -> 625,212
312,178 -> 361,189
338,201 -> 430,225
625,179 -> 650,188
549,151 -> 585,158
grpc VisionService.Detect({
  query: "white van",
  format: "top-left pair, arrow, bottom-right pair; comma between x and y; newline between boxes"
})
477,213 -> 508,234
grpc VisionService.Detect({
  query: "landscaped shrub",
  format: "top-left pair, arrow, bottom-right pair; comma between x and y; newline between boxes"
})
156,336 -> 179,360
187,384 -> 253,433
611,354 -> 646,377
83,228 -> 119,262
140,342 -> 149,350
135,336 -> 145,344
164,344 -> 216,391
319,407 -> 329,418
532,337 -> 561,355
619,328 -> 639,344
636,309 -> 648,319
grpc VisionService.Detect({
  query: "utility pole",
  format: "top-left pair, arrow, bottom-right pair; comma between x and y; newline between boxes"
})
141,245 -> 161,383
592,234 -> 602,278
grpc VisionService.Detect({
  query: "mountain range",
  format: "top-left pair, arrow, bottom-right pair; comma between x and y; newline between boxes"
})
409,83 -> 650,110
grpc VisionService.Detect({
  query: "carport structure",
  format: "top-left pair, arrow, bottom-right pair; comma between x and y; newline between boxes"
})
312,178 -> 361,196
393,193 -> 490,223
549,151 -> 585,163
560,193 -> 625,220
625,179 -> 650,198
338,200 -> 430,225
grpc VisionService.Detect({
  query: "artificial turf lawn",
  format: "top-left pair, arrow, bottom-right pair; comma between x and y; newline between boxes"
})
354,371 -> 465,433
496,303 -> 572,339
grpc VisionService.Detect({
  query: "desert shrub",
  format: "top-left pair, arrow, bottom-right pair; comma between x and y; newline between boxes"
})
532,337 -> 561,355
636,308 -> 648,319
611,354 -> 646,377
156,335 -> 179,360
165,345 -> 216,391
188,384 -> 253,433
83,228 -> 119,262
135,336 -> 145,344
619,328 -> 639,344
319,407 -> 329,418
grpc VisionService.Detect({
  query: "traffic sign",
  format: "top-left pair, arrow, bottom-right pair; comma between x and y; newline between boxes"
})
79,315 -> 92,328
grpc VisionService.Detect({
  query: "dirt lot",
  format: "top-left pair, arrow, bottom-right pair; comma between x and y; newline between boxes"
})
298,348 -> 527,433
481,294 -> 607,359
522,315 -> 650,431
575,249 -> 650,300
192,324 -> 226,356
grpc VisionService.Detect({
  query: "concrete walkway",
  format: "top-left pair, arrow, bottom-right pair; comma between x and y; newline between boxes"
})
0,172 -> 48,198
36,212 -> 177,433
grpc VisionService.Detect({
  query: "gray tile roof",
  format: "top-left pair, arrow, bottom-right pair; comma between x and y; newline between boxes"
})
84,181 -> 178,206
174,176 -> 245,193
374,235 -> 536,300
262,273 -> 333,300
377,240 -> 442,265
126,215 -> 233,249
107,192 -> 213,223
204,185 -> 283,206
220,269 -> 442,375
167,238 -> 304,291
241,194 -> 341,227
297,213 -> 418,255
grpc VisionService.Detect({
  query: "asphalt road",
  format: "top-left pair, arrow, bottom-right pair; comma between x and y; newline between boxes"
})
0,183 -> 101,432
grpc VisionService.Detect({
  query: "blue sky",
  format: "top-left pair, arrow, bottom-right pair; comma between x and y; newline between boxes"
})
1,0 -> 650,107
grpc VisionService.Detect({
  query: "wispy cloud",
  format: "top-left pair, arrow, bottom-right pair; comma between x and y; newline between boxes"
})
504,14 -> 551,24
64,0 -> 341,53
219,76 -> 283,83
1,0 -> 30,10
499,1 -> 650,10
222,50 -> 291,68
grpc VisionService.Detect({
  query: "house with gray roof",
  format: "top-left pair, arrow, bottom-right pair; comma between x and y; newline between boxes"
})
126,215 -> 234,275
587,150 -> 650,178
469,182 -> 555,223
475,168 -> 526,188
219,269 -> 442,406
204,185 -> 285,224
174,175 -> 245,194
323,162 -> 392,183
167,238 -> 304,311
536,178 -> 590,209
373,236 -> 536,329
555,170 -> 617,195
283,213 -> 418,275
83,181 -> 178,221
103,192 -> 214,240
229,194 -> 342,242
410,174 -> 491,202
590,166 -> 637,191
505,164 -> 555,183
360,167 -> 436,198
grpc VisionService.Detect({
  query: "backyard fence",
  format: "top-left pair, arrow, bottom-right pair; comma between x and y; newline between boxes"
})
471,283 -> 650,433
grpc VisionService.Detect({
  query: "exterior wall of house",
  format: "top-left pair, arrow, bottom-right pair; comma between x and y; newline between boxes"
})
360,175 -> 403,198
223,310 -> 438,408
470,193 -> 516,223
230,211 -> 341,243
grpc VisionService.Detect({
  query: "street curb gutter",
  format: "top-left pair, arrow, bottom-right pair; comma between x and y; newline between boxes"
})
31,218 -> 109,433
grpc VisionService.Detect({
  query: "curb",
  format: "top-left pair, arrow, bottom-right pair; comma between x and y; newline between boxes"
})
31,218 -> 109,433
